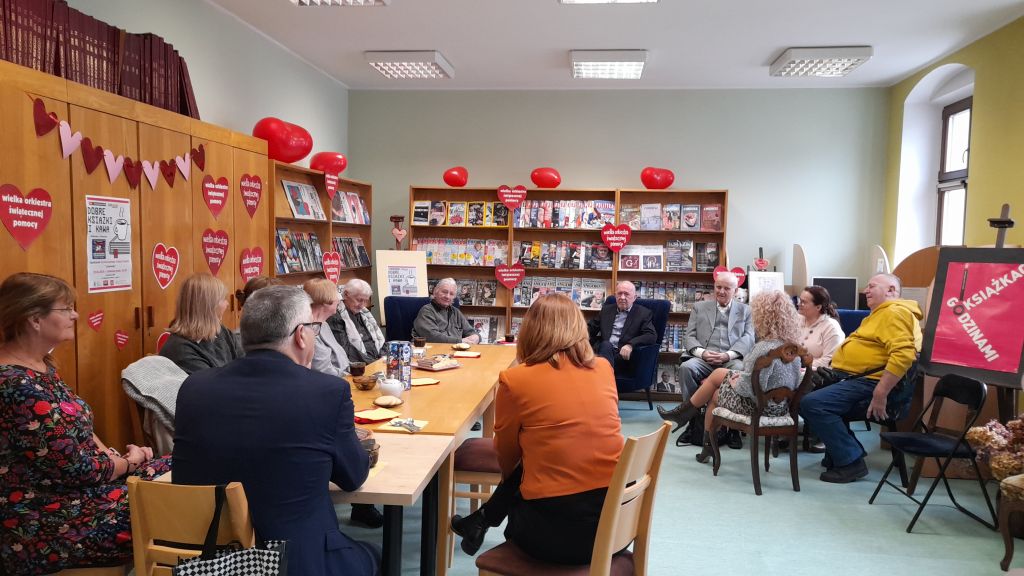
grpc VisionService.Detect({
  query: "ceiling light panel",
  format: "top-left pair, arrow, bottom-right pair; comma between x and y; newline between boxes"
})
769,46 -> 873,78
560,1 -> 657,4
571,50 -> 647,79
365,51 -> 454,79
290,0 -> 390,5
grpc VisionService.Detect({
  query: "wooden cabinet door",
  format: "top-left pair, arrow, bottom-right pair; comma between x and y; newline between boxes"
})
138,124 -> 193,354
68,105 -> 142,448
231,148 -> 271,326
0,85 -> 77,386
190,138 -> 236,328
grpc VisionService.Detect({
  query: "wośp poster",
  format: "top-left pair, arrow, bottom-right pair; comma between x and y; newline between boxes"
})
387,265 -> 419,296
85,195 -> 132,293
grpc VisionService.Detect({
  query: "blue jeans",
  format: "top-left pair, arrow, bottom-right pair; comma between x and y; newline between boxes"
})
800,377 -> 884,468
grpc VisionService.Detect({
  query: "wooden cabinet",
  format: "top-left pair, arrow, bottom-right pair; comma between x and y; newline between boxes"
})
231,147 -> 272,325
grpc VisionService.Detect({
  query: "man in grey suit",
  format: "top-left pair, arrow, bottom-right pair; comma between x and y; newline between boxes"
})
658,271 -> 754,446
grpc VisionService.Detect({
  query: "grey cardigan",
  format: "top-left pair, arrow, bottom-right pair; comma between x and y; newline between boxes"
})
731,339 -> 802,400
312,324 -> 351,378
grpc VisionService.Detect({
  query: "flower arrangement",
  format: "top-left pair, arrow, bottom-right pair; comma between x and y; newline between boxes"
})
966,419 -> 1024,481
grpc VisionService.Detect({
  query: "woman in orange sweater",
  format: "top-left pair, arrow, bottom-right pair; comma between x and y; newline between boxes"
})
451,292 -> 624,565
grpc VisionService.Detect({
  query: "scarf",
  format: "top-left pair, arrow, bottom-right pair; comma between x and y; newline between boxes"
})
338,307 -> 386,358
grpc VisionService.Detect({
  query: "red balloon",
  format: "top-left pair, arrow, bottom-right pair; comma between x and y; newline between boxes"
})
252,117 -> 313,163
530,167 -> 561,189
640,166 -> 675,190
310,151 -> 348,175
443,166 -> 468,187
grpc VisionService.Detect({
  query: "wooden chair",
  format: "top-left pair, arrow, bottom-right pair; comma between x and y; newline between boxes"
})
127,476 -> 255,576
999,474 -> 1024,571
56,567 -> 125,575
454,437 -> 502,514
708,343 -> 813,496
475,422 -> 671,576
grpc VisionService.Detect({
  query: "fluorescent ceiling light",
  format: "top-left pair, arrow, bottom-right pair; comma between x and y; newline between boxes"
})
365,51 -> 454,79
769,46 -> 873,78
560,1 -> 658,4
289,0 -> 389,5
571,50 -> 646,79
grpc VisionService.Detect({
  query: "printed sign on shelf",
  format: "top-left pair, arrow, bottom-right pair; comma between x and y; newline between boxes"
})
495,262 -> 526,289
497,185 -> 527,210
85,195 -> 133,293
1,184 -> 53,250
600,223 -> 632,253
325,174 -> 338,200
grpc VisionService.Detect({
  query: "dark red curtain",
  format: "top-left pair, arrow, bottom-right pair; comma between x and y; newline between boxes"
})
0,0 -> 199,119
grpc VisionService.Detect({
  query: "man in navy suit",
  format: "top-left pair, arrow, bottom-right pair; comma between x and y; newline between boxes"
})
586,281 -> 657,372
174,286 -> 379,576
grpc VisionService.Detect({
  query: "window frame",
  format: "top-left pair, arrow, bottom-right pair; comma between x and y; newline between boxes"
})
938,96 -> 972,182
936,180 -> 967,246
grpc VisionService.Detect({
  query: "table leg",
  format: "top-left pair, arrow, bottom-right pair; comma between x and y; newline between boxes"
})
421,473 -> 439,576
382,505 -> 403,576
482,400 -> 495,438
435,452 -> 454,576
998,387 -> 1018,423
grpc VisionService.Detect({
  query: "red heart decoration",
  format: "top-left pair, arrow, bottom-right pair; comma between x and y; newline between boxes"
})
87,310 -> 104,331
640,167 -> 675,190
391,228 -> 407,244
322,251 -> 342,283
713,266 -> 747,287
530,167 -> 561,189
0,184 -> 53,250
239,174 -> 263,217
159,160 -> 176,187
239,246 -> 265,283
190,144 -> 206,171
252,117 -> 313,163
202,175 -> 230,219
155,331 -> 171,353
600,223 -> 632,253
495,262 -> 526,289
497,185 -> 527,210
114,330 -> 129,350
79,138 -> 104,174
443,166 -> 468,187
324,174 -> 338,200
151,243 -> 180,289
310,151 -> 348,176
754,258 -> 770,271
33,98 -> 58,136
201,228 -> 230,275
123,157 -> 142,190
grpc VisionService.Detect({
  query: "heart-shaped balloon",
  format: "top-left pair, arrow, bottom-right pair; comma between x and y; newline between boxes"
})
391,228 -> 407,245
600,223 -> 632,253
495,262 -> 526,289
530,167 -> 561,189
310,151 -> 348,175
443,166 -> 468,187
252,117 -> 313,164
640,167 -> 675,190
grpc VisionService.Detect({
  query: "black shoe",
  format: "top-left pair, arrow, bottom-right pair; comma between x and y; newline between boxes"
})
471,421 -> 482,432
675,425 -> 696,447
821,454 -> 833,469
451,512 -> 489,556
727,430 -> 743,450
695,432 -> 713,464
351,504 -> 384,529
657,401 -> 700,433
819,457 -> 868,483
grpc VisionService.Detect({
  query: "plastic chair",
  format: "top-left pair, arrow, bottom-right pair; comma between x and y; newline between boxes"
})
475,422 -> 671,576
836,309 -> 869,336
868,373 -> 996,533
708,344 -> 813,495
601,297 -> 671,410
127,476 -> 255,576
383,296 -> 461,341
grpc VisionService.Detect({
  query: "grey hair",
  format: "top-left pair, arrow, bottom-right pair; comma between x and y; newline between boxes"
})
434,278 -> 457,295
341,278 -> 372,298
240,285 -> 312,352
715,272 -> 739,288
873,273 -> 903,296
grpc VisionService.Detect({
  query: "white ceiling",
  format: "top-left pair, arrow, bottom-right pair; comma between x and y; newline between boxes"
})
205,0 -> 1024,90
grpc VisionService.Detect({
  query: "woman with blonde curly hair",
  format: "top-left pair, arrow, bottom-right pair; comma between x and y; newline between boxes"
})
668,290 -> 803,463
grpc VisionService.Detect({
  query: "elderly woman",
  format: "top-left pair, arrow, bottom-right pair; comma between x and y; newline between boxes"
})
160,272 -> 242,374
412,277 -> 480,344
0,273 -> 170,576
664,290 -> 803,463
303,278 -> 351,378
451,293 -> 623,565
329,278 -> 386,364
797,285 -> 845,370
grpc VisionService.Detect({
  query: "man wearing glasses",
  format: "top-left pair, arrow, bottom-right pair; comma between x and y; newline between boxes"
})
173,286 -> 379,576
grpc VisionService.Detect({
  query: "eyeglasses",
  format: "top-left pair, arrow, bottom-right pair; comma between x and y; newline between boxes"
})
290,321 -> 322,336
50,307 -> 76,314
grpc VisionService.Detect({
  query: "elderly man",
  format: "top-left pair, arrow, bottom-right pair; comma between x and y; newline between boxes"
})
658,271 -> 754,448
329,278 -> 387,364
587,281 -> 657,371
173,286 -> 379,576
801,273 -> 922,483
412,277 -> 480,344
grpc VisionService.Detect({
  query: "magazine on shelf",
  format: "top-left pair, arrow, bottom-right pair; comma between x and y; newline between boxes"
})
447,202 -> 467,226
412,200 -> 430,225
429,201 -> 447,226
681,204 -> 701,230
618,245 -> 641,271
593,200 -> 616,228
579,278 -> 607,310
620,204 -> 641,229
457,279 -> 477,305
639,245 -> 665,272
475,280 -> 498,305
587,242 -> 614,270
352,237 -> 371,267
662,204 -> 681,230
701,204 -> 722,232
482,202 -> 494,226
467,316 -> 492,343
467,202 -> 486,226
695,242 -> 720,272
344,192 -> 363,224
665,239 -> 694,272
331,190 -> 352,223
654,364 -> 682,394
282,180 -> 314,220
492,203 -> 509,227
303,185 -> 326,221
467,239 -> 485,265
358,196 -> 371,225
640,204 -> 662,231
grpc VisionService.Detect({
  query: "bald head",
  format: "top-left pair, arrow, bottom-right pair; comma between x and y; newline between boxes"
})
863,273 -> 902,310
614,281 -> 637,311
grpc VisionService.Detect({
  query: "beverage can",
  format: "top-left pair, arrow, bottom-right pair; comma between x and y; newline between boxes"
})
386,340 -> 413,390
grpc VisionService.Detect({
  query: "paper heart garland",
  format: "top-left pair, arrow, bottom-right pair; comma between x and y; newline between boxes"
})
103,150 -> 124,184
713,266 -> 747,286
58,121 -> 83,159
159,160 -> 176,187
191,144 -> 205,171
495,262 -> 526,289
324,174 -> 338,200
141,161 -> 160,190
87,310 -> 104,331
33,98 -> 58,136
0,184 -> 53,250
239,174 -> 262,218
202,175 -> 230,219
497,185 -> 527,210
322,251 -> 342,283
391,227 -> 407,245
114,330 -> 130,351
175,153 -> 191,182
239,247 -> 265,283
79,138 -> 104,174
123,157 -> 142,189
201,228 -> 230,275
151,243 -> 180,289
600,223 -> 632,253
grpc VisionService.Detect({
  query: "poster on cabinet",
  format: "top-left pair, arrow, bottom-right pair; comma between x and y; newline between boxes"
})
85,195 -> 132,293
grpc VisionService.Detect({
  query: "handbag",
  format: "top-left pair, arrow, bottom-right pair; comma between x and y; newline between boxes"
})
172,484 -> 288,576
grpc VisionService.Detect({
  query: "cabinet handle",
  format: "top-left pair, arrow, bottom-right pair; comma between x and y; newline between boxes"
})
134,307 -> 141,330
146,306 -> 154,328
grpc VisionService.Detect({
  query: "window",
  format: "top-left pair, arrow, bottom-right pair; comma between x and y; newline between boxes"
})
937,96 -> 971,245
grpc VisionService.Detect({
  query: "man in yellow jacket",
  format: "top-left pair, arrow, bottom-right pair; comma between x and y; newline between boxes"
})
801,273 -> 923,483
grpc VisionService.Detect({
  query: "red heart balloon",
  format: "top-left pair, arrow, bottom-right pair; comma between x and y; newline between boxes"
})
530,167 -> 561,189
640,167 -> 675,190
443,166 -> 468,187
310,151 -> 348,175
252,117 -> 313,164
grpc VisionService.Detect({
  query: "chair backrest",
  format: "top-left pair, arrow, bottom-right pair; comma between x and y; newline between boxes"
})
127,476 -> 255,576
920,373 -> 988,436
837,309 -> 869,336
383,296 -> 431,341
600,297 -> 671,347
749,343 -> 813,419
590,421 -> 671,576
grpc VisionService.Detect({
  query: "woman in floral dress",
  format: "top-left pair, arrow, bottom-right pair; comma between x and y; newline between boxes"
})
0,273 -> 170,575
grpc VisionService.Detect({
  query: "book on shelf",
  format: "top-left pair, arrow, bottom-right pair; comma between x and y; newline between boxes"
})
492,203 -> 509,227
620,204 -> 641,229
467,201 -> 486,226
429,201 -> 447,226
640,204 -> 662,231
681,204 -> 701,231
695,242 -> 720,272
331,190 -> 353,223
639,245 -> 665,272
665,239 -> 694,272
343,192 -> 364,225
654,363 -> 682,394
457,279 -> 477,305
475,280 -> 498,305
413,238 -> 508,267
447,202 -> 467,226
412,200 -> 430,225
700,204 -> 722,232
662,204 -> 681,230
482,202 -> 494,226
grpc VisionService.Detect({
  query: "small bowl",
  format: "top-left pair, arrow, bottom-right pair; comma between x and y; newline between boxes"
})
350,374 -> 379,392
379,378 -> 405,397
